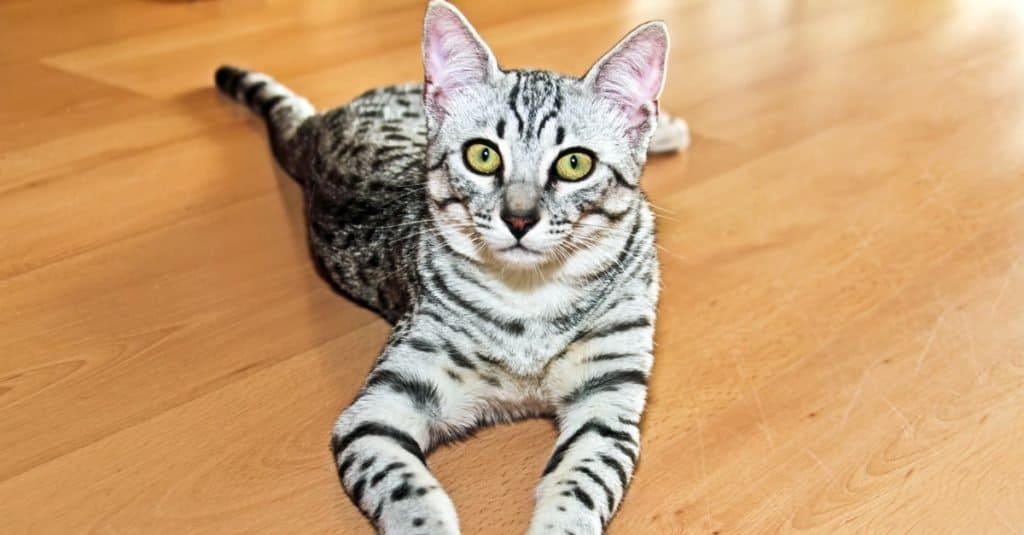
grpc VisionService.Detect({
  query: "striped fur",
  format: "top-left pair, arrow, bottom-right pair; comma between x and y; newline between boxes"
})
215,1 -> 686,533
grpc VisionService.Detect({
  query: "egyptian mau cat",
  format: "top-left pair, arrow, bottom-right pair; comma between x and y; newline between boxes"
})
215,1 -> 687,533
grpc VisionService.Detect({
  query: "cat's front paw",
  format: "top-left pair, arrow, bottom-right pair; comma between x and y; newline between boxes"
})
525,513 -> 602,535
382,515 -> 459,535
376,487 -> 461,535
525,488 -> 604,535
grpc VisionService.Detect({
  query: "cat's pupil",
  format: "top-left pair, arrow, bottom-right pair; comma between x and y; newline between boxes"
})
570,155 -> 578,168
481,148 -> 490,161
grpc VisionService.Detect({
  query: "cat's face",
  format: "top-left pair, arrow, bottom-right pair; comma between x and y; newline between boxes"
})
421,1 -> 668,272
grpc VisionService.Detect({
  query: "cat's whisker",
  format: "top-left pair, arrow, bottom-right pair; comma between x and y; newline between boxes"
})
647,200 -> 678,215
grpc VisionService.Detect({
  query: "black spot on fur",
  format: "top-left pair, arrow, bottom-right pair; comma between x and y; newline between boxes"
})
391,481 -> 413,502
360,457 -> 376,471
370,462 -> 405,487
351,477 -> 367,504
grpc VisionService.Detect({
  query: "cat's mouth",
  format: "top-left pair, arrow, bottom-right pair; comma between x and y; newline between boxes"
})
493,243 -> 548,267
498,244 -> 543,255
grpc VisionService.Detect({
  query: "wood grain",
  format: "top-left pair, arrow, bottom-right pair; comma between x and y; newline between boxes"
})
2,0 -> 1023,533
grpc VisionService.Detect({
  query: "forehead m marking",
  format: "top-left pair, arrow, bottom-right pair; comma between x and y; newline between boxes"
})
506,70 -> 565,140
506,72 -> 525,136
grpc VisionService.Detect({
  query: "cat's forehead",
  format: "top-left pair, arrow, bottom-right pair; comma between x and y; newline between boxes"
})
500,70 -> 571,97
485,69 -> 601,143
497,69 -> 586,112
438,68 -> 620,152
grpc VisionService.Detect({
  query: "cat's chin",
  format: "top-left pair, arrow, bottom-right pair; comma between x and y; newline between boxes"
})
491,244 -> 551,269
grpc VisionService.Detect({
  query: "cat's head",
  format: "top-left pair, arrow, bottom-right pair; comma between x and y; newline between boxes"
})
421,1 -> 668,273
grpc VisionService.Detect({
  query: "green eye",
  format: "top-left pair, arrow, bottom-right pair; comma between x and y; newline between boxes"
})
464,141 -> 502,175
554,150 -> 595,181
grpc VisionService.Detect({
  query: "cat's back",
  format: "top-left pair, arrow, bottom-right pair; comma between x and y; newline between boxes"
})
304,83 -> 429,321
313,83 -> 427,180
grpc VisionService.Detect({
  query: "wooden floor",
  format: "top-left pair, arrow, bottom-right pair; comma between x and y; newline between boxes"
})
3,0 -> 1024,533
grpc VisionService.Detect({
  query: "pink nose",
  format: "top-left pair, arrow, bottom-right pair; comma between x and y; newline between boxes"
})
500,213 -> 538,240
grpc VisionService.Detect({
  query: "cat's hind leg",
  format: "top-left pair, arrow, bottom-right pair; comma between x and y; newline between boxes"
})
648,112 -> 690,154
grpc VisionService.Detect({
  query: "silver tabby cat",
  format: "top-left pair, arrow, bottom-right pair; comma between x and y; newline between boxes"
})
215,1 -> 687,533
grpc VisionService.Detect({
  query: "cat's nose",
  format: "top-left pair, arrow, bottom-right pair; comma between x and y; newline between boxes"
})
500,208 -> 539,240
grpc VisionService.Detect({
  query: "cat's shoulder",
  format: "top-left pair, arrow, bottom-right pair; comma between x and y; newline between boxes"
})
310,83 -> 427,179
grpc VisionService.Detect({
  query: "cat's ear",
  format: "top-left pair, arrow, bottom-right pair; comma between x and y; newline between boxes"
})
584,22 -> 669,143
422,1 -> 499,121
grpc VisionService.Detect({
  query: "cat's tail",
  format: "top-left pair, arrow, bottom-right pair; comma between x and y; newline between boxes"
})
214,65 -> 317,181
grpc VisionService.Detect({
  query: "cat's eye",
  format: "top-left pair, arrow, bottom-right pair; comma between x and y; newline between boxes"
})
463,140 -> 502,175
553,150 -> 595,181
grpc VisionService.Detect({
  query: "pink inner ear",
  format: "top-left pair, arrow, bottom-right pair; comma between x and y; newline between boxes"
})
424,16 -> 460,91
632,39 -> 667,102
423,5 -> 492,114
423,23 -> 450,111
593,26 -> 668,127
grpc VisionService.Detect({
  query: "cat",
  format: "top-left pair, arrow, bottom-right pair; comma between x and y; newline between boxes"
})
214,1 -> 687,533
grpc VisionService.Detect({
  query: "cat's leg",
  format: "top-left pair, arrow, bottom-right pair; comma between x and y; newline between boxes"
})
527,321 -> 655,534
648,112 -> 690,154
331,316 -> 496,535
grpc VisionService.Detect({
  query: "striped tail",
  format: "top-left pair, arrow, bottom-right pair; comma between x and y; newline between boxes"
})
214,65 -> 317,181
